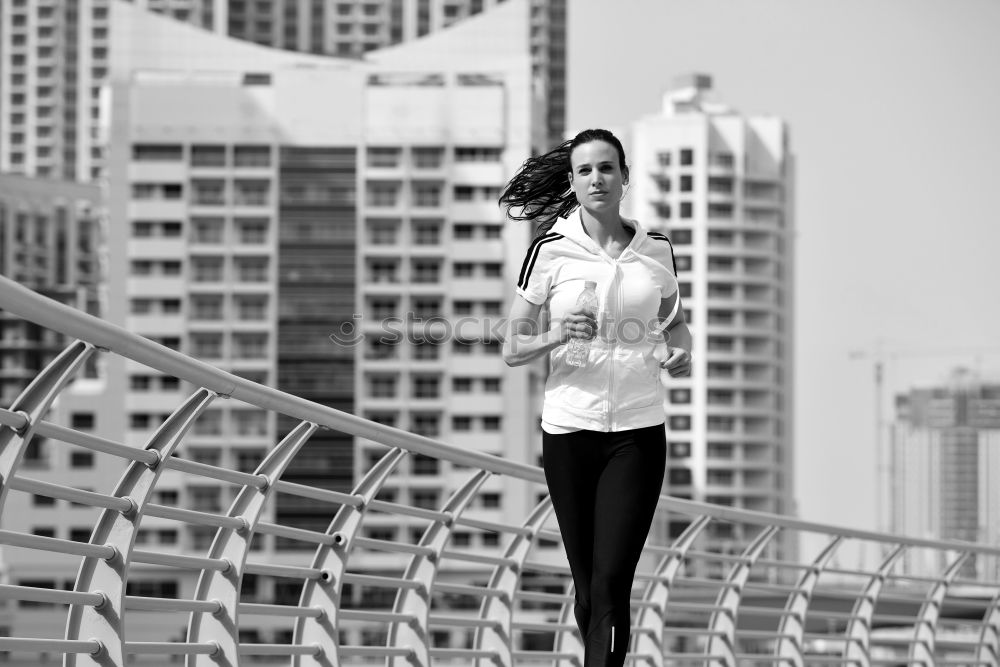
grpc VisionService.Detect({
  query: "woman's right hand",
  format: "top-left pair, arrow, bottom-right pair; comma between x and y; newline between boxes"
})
558,306 -> 598,343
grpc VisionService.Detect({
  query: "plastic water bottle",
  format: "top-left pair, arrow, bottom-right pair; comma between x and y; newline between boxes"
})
566,281 -> 598,367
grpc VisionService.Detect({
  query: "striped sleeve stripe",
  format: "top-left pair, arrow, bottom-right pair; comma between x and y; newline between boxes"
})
517,232 -> 563,290
647,232 -> 678,275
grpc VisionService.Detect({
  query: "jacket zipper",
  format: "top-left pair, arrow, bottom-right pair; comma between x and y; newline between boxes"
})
607,260 -> 626,430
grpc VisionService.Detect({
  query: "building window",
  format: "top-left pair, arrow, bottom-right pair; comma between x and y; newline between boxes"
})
412,182 -> 443,207
367,147 -> 401,168
483,263 -> 502,278
190,333 -> 223,359
452,378 -> 472,393
413,220 -> 442,244
412,489 -> 439,510
233,179 -> 270,206
133,144 -> 183,161
412,260 -> 440,284
453,224 -> 474,239
190,179 -> 226,205
368,259 -> 399,283
669,441 -> 691,458
368,297 -> 398,319
366,181 -> 400,207
680,175 -> 693,192
411,413 -> 440,437
71,413 -> 95,430
482,416 -> 502,431
234,257 -> 269,282
190,295 -> 224,320
668,467 -> 692,486
191,217 -> 225,244
669,389 -> 691,404
367,219 -> 399,245
668,415 -> 691,431
191,145 -> 226,167
413,147 -> 444,169
369,375 -> 397,398
452,416 -> 472,431
234,145 -> 271,167
234,295 -> 268,320
657,151 -> 671,167
413,375 -> 440,398
70,451 -> 94,468
412,454 -> 439,475
453,262 -> 474,278
233,333 -> 268,359
679,201 -> 693,219
679,148 -> 694,166
235,218 -> 269,244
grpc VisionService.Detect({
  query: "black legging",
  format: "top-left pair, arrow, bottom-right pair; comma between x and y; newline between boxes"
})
542,424 -> 666,667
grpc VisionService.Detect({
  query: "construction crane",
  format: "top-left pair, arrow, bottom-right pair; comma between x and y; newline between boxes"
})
848,342 -> 1000,536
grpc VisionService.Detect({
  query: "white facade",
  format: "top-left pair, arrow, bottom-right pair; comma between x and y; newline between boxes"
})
0,0 -> 564,183
630,75 -> 796,560
0,0 -> 552,653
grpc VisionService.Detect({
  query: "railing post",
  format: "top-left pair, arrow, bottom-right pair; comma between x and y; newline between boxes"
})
474,497 -> 554,667
293,447 -> 407,667
775,536 -> 843,667
388,469 -> 491,667
64,388 -> 217,667
0,340 -> 95,512
186,420 -> 319,666
634,515 -> 712,667
909,551 -> 969,667
844,544 -> 905,667
705,525 -> 780,667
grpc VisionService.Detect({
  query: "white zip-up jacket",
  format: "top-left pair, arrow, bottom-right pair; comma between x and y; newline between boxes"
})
516,210 -> 679,432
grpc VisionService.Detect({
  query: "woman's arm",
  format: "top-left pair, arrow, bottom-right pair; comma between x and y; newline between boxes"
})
657,291 -> 692,377
501,295 -> 596,367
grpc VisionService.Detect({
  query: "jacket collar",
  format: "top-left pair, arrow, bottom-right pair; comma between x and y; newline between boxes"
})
551,208 -> 649,256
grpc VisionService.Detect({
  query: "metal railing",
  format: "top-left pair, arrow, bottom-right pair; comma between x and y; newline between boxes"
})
1,273 -> 999,667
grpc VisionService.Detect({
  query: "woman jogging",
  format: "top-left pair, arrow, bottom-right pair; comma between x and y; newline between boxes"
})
500,128 -> 692,667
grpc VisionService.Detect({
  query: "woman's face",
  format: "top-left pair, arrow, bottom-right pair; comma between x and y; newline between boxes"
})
568,140 -> 628,214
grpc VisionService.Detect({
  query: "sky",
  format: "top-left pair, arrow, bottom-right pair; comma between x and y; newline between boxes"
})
567,0 -> 1000,534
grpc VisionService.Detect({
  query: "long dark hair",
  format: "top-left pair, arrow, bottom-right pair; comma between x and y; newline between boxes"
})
499,128 -> 628,236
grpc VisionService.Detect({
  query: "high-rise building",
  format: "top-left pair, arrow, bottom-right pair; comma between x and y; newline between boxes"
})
891,369 -> 1000,577
0,0 -> 565,183
0,0 -> 548,652
630,74 -> 796,558
0,174 -> 102,404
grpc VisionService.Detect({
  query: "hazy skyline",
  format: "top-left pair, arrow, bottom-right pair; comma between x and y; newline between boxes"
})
567,0 -> 1000,533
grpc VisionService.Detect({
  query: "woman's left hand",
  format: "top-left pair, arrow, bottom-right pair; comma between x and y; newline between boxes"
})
660,347 -> 692,377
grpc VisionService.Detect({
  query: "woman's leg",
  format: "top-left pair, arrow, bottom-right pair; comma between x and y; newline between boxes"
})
585,424 -> 666,667
542,430 -> 602,636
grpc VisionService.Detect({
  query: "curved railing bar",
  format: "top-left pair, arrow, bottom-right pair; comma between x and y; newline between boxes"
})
844,544 -> 906,667
554,579 -> 584,667
0,340 -> 95,513
776,536 -> 844,666
634,515 -> 713,667
4,274 -> 1000,558
292,447 -> 408,667
474,497 -> 555,667
706,525 -> 781,666
909,551 -> 970,667
388,469 -> 491,667
64,388 -> 217,667
185,420 -> 319,666
976,590 -> 1000,665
